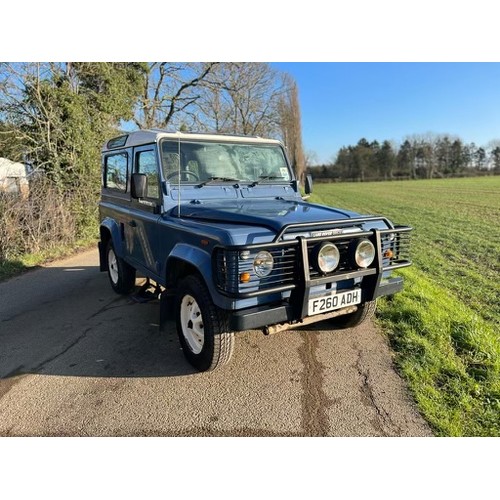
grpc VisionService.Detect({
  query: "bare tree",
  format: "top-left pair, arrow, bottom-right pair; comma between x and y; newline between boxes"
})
278,77 -> 306,181
193,63 -> 288,136
133,63 -> 301,163
134,62 -> 218,129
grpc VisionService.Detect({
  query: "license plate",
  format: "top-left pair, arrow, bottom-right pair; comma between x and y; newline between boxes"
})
307,289 -> 362,316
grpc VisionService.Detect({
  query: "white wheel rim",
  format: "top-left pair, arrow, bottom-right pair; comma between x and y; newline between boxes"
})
180,294 -> 204,354
108,248 -> 119,284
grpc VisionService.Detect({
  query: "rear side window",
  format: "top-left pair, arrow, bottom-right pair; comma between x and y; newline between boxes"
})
105,153 -> 128,192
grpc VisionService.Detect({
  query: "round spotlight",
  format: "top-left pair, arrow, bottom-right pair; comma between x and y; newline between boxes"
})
354,239 -> 376,268
315,242 -> 340,274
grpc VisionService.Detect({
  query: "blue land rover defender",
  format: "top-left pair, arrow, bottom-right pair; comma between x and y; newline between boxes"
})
99,130 -> 411,371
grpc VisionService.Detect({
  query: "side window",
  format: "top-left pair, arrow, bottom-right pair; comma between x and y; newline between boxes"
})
136,150 -> 159,199
105,153 -> 128,192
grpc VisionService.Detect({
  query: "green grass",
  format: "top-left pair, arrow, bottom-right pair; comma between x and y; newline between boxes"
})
312,177 -> 500,436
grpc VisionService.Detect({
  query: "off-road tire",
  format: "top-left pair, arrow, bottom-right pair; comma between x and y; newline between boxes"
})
176,275 -> 234,372
331,300 -> 377,329
106,240 -> 136,294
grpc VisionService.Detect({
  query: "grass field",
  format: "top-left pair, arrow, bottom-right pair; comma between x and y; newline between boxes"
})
312,176 -> 500,436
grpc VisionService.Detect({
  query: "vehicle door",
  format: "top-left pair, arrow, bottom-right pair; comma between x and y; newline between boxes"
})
101,149 -> 135,253
128,145 -> 162,278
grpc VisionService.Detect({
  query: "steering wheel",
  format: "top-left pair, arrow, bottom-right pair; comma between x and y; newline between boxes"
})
167,170 -> 200,182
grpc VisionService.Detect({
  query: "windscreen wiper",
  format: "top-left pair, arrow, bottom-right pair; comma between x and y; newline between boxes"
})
250,175 -> 285,187
198,176 -> 240,187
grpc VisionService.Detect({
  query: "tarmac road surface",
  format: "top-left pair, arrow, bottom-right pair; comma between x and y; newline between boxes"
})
0,249 -> 431,436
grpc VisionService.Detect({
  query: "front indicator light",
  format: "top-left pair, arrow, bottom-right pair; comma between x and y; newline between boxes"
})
354,239 -> 376,268
240,272 -> 251,283
384,249 -> 394,259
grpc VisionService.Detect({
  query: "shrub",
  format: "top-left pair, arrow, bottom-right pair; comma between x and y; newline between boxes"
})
0,178 -> 78,262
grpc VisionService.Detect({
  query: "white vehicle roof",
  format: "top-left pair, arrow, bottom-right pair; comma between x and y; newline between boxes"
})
102,129 -> 283,152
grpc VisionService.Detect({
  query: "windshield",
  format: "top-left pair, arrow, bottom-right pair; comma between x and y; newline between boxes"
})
160,139 -> 292,184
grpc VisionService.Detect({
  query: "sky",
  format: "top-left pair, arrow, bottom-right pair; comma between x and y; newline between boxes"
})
271,63 -> 500,164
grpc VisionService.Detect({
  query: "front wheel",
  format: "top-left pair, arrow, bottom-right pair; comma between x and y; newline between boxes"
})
330,300 -> 377,329
176,275 -> 234,372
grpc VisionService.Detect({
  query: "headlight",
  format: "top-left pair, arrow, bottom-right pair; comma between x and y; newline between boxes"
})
314,242 -> 340,274
253,250 -> 274,277
354,239 -> 376,268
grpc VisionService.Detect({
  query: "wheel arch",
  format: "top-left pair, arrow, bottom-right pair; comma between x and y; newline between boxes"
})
166,244 -> 211,284
165,244 -> 218,302
99,218 -> 124,271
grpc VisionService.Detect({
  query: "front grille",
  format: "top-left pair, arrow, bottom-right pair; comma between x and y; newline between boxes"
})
381,227 -> 412,271
215,246 -> 298,295
214,222 -> 412,297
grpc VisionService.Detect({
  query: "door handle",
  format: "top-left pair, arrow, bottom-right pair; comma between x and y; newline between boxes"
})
128,220 -> 137,228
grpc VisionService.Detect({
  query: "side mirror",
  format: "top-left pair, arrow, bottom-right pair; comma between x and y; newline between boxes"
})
131,173 -> 147,199
304,174 -> 313,195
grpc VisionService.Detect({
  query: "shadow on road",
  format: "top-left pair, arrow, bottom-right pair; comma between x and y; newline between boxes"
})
0,262 -> 197,379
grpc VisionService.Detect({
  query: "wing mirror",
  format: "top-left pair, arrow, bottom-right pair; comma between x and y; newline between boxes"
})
304,174 -> 313,195
131,173 -> 147,199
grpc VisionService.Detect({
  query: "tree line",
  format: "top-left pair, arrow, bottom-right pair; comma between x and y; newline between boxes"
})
310,135 -> 500,182
0,62 -> 305,264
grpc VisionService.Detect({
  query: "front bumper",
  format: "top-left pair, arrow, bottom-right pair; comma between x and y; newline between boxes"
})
228,276 -> 403,331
